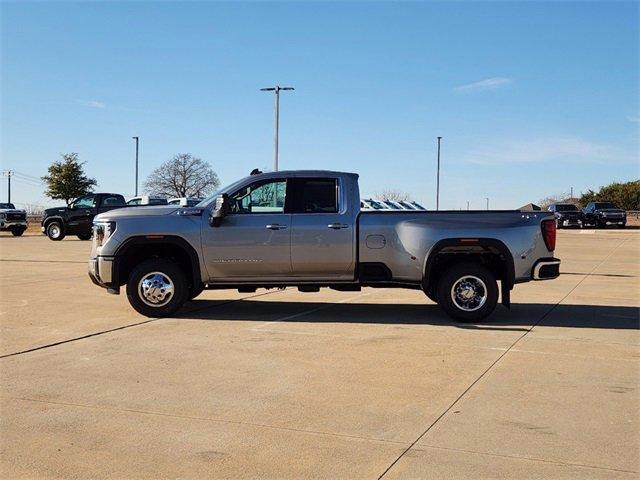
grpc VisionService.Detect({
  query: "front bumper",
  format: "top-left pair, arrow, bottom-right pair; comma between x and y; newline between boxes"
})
532,258 -> 561,280
88,256 -> 119,293
0,220 -> 28,230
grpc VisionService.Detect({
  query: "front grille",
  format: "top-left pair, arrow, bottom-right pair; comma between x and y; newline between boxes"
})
6,213 -> 26,221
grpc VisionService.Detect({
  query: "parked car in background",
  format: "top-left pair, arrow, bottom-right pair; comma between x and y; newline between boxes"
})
582,201 -> 627,228
0,202 -> 28,236
127,196 -> 168,206
168,197 -> 203,207
42,193 -> 127,241
360,199 -> 387,210
409,201 -> 426,210
397,200 -> 419,210
88,170 -> 560,322
547,203 -> 582,228
378,200 -> 405,210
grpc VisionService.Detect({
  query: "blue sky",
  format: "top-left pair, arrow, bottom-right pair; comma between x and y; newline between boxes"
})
1,1 -> 638,210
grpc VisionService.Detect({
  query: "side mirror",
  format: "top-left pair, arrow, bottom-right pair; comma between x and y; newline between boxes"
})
209,194 -> 229,227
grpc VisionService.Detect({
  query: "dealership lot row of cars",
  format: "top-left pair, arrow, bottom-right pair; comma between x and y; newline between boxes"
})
548,202 -> 628,229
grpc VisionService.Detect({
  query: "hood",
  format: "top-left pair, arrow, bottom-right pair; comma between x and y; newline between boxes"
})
95,205 -> 180,221
0,208 -> 26,214
44,206 -> 70,215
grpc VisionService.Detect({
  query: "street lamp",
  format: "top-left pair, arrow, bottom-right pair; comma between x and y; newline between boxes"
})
436,136 -> 442,210
132,136 -> 139,196
261,86 -> 294,171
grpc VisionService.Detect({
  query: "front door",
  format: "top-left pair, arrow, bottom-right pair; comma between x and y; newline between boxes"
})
68,194 -> 97,233
202,178 -> 292,281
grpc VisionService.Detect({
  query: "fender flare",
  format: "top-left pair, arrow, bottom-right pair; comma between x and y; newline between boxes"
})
42,216 -> 66,235
423,238 -> 515,291
112,235 -> 202,288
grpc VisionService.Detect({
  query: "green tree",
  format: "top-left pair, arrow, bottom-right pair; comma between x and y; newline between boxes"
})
42,153 -> 97,205
579,180 -> 640,211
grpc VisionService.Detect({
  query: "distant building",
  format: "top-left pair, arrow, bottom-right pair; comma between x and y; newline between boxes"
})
519,203 -> 542,211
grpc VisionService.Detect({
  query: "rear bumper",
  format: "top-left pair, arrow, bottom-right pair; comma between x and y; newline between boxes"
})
532,258 -> 561,280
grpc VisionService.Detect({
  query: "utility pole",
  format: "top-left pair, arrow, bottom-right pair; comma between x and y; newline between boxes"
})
436,136 -> 442,210
132,137 -> 139,196
486,197 -> 489,210
467,200 -> 470,211
260,85 -> 294,171
570,186 -> 574,199
2,170 -> 12,203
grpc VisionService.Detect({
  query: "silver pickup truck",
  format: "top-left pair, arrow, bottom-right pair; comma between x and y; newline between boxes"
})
88,170 -> 560,321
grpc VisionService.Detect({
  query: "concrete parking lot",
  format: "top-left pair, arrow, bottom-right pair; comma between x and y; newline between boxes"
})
0,230 -> 638,479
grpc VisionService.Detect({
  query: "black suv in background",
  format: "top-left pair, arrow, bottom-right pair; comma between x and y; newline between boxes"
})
547,203 -> 583,228
41,193 -> 127,240
582,202 -> 627,229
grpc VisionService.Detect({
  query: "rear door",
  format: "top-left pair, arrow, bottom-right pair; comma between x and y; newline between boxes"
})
99,195 -> 126,214
289,177 -> 355,280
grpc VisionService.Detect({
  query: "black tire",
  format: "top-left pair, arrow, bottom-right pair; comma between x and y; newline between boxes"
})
126,259 -> 188,317
436,263 -> 498,322
10,227 -> 26,237
189,283 -> 205,300
46,221 -> 65,241
619,224 -> 626,229
77,233 -> 92,240
423,288 -> 437,303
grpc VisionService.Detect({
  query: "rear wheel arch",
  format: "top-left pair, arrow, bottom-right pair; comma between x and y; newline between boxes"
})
423,238 -> 515,293
113,236 -> 202,293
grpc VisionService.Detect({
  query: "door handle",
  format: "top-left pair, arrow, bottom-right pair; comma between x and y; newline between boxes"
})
266,224 -> 287,230
327,223 -> 349,229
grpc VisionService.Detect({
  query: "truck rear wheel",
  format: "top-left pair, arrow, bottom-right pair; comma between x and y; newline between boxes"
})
46,221 -> 65,241
77,233 -> 92,240
436,263 -> 498,322
126,259 -> 188,317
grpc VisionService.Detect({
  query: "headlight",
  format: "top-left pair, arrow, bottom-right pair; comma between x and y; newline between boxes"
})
0,213 -> 6,220
93,221 -> 116,246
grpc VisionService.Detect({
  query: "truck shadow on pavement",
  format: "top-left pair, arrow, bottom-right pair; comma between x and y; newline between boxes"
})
180,299 -> 639,331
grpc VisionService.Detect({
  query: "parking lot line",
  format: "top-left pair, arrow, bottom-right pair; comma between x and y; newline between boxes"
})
377,235 -> 633,479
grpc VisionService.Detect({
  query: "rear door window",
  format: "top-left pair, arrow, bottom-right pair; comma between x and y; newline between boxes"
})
291,178 -> 338,213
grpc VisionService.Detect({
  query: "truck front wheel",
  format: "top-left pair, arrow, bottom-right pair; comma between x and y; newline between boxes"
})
10,226 -> 26,237
436,263 -> 498,322
126,259 -> 188,317
46,221 -> 65,241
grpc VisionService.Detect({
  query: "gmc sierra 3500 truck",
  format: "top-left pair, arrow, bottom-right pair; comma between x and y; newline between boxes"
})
88,170 -> 560,322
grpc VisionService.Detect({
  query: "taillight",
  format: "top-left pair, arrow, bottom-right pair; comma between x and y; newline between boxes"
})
541,219 -> 556,251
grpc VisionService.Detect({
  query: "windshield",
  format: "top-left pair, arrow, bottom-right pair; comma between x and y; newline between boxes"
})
556,204 -> 579,212
196,177 -> 249,208
594,202 -> 616,209
0,203 -> 15,209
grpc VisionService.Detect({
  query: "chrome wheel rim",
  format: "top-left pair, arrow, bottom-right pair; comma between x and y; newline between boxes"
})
138,271 -> 174,307
450,275 -> 487,312
49,224 -> 61,238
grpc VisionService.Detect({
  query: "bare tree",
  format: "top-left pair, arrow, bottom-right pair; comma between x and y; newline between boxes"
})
144,154 -> 220,198
538,191 -> 579,210
376,189 -> 412,202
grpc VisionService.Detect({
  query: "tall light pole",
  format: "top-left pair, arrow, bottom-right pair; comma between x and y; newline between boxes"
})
132,137 -> 139,196
261,86 -> 294,171
486,197 -> 489,210
436,136 -> 442,210
2,170 -> 12,203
